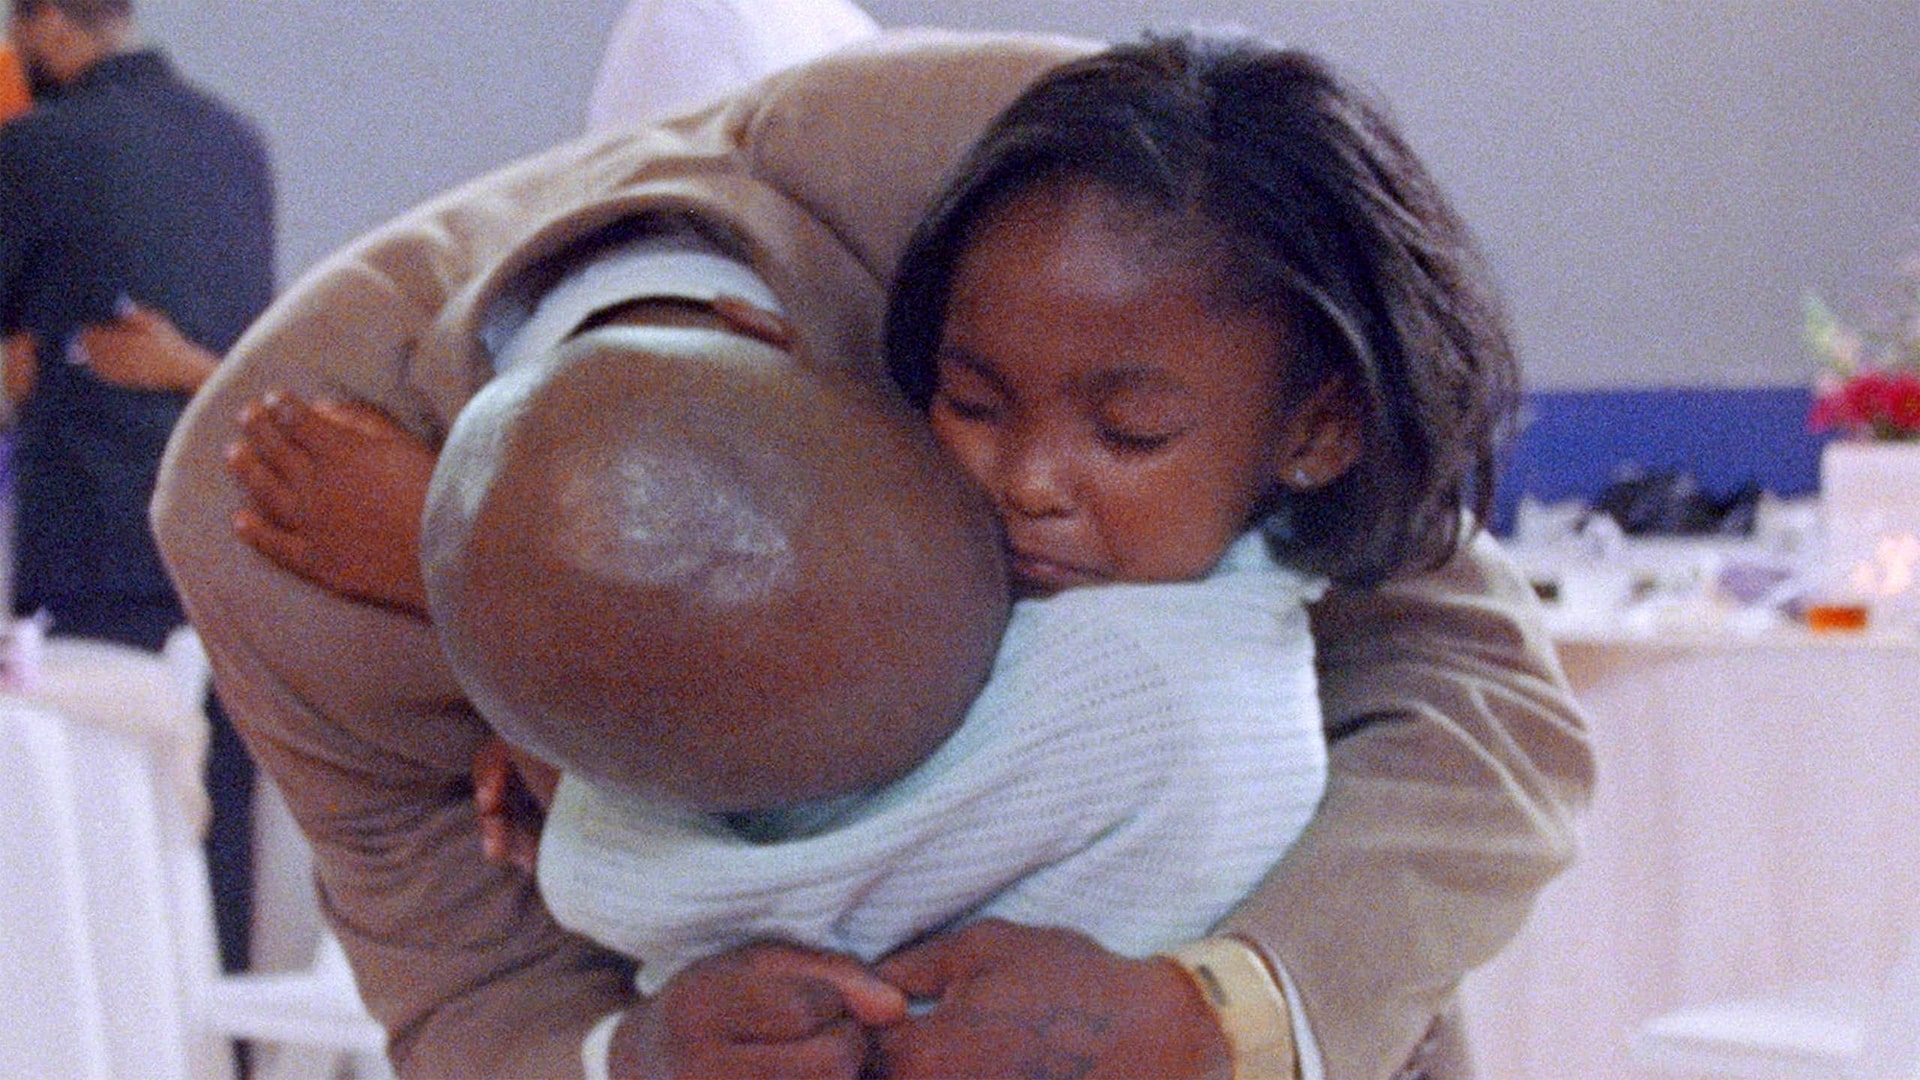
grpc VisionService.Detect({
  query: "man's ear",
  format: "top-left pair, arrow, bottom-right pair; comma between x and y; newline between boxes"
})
1272,378 -> 1363,491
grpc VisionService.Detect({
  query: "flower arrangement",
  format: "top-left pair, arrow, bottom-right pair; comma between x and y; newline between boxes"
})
1806,254 -> 1920,441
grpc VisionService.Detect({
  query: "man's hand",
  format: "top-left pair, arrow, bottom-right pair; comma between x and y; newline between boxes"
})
874,920 -> 1232,1080
226,392 -> 438,616
76,303 -> 220,393
608,941 -> 909,1080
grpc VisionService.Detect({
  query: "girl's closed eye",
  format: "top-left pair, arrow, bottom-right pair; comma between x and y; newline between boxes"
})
930,355 -> 1004,424
933,389 -> 999,423
1092,385 -> 1192,455
1097,426 -> 1175,453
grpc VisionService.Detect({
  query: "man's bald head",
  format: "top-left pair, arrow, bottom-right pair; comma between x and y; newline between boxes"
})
423,322 -> 1007,813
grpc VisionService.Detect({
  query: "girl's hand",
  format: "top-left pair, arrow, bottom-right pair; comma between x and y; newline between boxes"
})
874,920 -> 1231,1079
472,738 -> 556,873
4,332 -> 37,405
226,392 -> 437,616
607,941 -> 908,1080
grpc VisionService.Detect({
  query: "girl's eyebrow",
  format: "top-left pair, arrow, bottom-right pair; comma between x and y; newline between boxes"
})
933,344 -> 1004,384
1080,366 -> 1187,397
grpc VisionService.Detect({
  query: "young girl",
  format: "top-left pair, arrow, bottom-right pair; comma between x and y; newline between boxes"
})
215,29 -> 1516,1073
885,34 -> 1513,594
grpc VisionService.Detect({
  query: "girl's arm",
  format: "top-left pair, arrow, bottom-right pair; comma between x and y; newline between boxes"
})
77,304 -> 221,393
225,393 -> 436,617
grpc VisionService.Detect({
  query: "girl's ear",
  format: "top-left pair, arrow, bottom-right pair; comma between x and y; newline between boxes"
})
1272,378 -> 1363,491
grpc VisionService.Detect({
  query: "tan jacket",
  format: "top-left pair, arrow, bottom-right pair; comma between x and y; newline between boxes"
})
152,31 -> 1592,1080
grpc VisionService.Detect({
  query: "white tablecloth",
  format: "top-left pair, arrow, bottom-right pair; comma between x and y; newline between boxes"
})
1461,627 -> 1920,1078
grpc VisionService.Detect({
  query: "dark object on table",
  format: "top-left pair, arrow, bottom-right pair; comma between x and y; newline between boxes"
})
1590,467 -> 1760,537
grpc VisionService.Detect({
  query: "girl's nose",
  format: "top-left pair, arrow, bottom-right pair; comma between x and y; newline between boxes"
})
998,428 -> 1072,520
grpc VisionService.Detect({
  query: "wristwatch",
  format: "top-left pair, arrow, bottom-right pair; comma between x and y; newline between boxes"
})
1160,936 -> 1300,1080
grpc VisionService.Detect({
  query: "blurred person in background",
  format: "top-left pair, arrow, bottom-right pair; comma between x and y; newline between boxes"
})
0,0 -> 274,977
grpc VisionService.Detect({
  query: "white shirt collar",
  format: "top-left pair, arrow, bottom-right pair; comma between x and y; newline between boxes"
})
484,228 -> 784,373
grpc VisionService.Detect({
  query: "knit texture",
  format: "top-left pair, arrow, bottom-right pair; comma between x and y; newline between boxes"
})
538,531 -> 1330,993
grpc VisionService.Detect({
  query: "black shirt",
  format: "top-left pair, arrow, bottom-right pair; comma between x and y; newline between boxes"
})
0,50 -> 275,632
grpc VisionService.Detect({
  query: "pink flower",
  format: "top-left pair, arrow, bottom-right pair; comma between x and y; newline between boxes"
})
1806,259 -> 1920,441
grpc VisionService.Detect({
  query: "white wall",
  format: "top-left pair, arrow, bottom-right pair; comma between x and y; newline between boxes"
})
135,0 -> 628,295
132,0 -> 1919,390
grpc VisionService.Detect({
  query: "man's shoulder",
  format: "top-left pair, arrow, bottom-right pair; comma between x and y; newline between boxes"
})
753,29 -> 1096,111
130,64 -> 267,144
722,30 -> 1100,282
0,102 -> 101,192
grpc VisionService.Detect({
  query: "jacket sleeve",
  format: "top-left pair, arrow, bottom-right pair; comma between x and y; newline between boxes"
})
147,36 -> 1068,1074
1218,531 -> 1595,1080
152,146 -> 641,1080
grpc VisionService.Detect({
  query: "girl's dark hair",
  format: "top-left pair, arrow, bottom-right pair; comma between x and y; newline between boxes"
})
886,32 -> 1519,586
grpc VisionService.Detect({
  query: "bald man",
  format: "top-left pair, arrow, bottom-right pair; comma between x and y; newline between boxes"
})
154,30 -> 1590,1080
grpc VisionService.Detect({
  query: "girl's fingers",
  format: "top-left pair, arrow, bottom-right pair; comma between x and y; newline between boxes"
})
232,507 -> 315,575
310,396 -> 413,441
227,442 -> 304,530
237,396 -> 311,483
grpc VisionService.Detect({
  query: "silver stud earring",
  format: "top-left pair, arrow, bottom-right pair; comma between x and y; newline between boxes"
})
1292,467 -> 1314,487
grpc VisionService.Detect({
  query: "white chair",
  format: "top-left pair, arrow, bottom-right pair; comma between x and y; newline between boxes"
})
1633,931 -> 1920,1079
158,629 -> 394,1080
0,701 -> 115,1079
203,932 -> 392,1080
0,631 -> 391,1080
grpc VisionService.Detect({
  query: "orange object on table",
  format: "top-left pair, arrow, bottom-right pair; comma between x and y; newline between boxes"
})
1804,602 -> 1871,633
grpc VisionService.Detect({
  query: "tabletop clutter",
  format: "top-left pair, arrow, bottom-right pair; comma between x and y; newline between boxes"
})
1507,462 -> 1918,640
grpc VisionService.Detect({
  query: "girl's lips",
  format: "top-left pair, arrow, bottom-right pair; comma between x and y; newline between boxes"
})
1009,550 -> 1096,596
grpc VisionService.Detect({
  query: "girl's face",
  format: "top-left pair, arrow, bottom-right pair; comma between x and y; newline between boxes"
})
929,180 -> 1318,597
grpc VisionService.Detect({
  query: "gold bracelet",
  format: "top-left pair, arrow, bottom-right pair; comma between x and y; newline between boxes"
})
1159,937 -> 1300,1080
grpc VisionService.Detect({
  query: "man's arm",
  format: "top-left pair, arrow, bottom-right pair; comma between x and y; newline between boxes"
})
153,144 -> 643,1079
1220,531 -> 1595,1079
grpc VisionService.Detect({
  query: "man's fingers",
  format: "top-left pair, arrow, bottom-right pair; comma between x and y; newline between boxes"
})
874,933 -> 978,1002
473,741 -> 547,872
260,392 -> 340,455
758,1022 -> 868,1079
472,740 -> 513,814
472,745 -> 541,868
701,973 -> 856,1042
674,1023 -> 868,1080
751,950 -> 908,1030
476,806 -> 539,872
671,944 -> 908,1040
825,968 -> 910,1028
